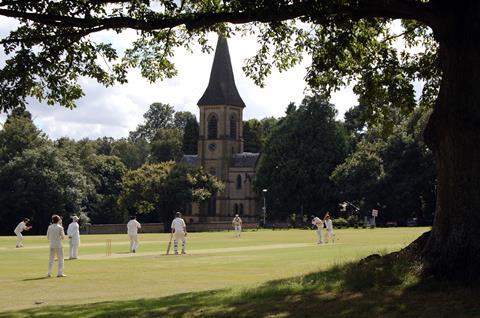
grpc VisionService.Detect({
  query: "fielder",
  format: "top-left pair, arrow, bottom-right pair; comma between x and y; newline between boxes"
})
67,215 -> 81,259
46,215 -> 66,277
323,212 -> 335,243
14,218 -> 32,248
171,212 -> 187,254
127,215 -> 141,253
232,214 -> 242,238
311,215 -> 324,244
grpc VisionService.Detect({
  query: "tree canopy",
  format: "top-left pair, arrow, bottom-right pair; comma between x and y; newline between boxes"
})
118,161 -> 223,223
0,0 -> 439,114
255,95 -> 349,218
332,105 -> 436,225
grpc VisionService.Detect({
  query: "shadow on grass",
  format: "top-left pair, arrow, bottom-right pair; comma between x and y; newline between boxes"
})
22,276 -> 50,281
3,251 -> 480,318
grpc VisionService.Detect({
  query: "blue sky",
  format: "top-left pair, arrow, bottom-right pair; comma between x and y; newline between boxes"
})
0,17 -> 359,140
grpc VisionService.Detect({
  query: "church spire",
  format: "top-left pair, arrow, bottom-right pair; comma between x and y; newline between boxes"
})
197,36 -> 246,108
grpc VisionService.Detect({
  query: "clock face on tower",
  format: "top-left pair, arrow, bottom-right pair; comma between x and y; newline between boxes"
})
208,143 -> 217,151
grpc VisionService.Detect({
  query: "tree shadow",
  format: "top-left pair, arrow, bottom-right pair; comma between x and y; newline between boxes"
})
4,250 -> 480,318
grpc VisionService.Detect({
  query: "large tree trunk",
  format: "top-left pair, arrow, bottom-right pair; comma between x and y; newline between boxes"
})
423,1 -> 480,280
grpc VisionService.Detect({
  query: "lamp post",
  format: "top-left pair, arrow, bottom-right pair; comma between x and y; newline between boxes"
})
262,189 -> 267,227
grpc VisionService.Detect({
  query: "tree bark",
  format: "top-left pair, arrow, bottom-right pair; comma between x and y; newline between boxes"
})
423,0 -> 480,280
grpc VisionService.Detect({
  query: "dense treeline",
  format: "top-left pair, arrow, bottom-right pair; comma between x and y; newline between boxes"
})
0,104 -> 220,235
252,95 -> 435,226
331,105 -> 436,226
0,95 -> 435,234
255,96 -> 350,219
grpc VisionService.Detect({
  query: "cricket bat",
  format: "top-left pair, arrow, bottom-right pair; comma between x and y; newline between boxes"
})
166,235 -> 173,255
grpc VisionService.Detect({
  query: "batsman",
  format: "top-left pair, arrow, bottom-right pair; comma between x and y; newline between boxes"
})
171,212 -> 187,255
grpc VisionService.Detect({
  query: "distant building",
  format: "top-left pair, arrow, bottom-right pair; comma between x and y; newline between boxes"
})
182,36 -> 259,222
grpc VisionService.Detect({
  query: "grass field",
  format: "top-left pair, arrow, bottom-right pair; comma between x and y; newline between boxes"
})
3,226 -> 478,317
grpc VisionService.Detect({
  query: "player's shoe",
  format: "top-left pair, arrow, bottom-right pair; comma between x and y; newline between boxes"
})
57,274 -> 67,277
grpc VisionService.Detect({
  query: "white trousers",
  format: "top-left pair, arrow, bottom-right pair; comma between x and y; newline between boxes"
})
69,243 -> 79,259
129,234 -> 139,252
316,229 -> 323,244
173,232 -> 186,253
15,232 -> 23,247
48,247 -> 64,276
234,225 -> 242,237
324,229 -> 335,243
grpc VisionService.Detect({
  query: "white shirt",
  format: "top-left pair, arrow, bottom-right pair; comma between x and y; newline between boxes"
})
127,219 -> 141,235
312,217 -> 323,230
324,219 -> 333,230
14,221 -> 28,234
67,221 -> 80,245
171,217 -> 186,233
47,223 -> 65,248
232,217 -> 242,226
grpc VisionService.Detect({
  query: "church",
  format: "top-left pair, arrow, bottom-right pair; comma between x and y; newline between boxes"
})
182,36 -> 260,223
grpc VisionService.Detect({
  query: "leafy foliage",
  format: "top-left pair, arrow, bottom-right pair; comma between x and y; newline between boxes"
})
0,109 -> 45,165
0,144 -> 91,235
150,128 -> 184,163
0,1 -> 440,123
182,114 -> 199,155
243,117 -> 278,153
255,94 -> 349,219
331,106 -> 436,224
118,161 -> 223,222
129,102 -> 175,141
82,154 -> 128,224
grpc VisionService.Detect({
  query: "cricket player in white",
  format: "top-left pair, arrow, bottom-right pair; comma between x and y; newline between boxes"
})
171,212 -> 187,254
67,215 -> 81,259
127,215 -> 141,253
311,216 -> 324,244
323,212 -> 335,243
232,214 -> 242,238
46,215 -> 66,277
14,218 -> 32,248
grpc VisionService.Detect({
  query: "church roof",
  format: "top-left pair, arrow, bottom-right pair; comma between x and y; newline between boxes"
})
197,37 -> 246,108
231,152 -> 260,168
180,155 -> 199,166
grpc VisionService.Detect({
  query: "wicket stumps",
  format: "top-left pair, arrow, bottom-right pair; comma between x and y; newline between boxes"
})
106,239 -> 112,256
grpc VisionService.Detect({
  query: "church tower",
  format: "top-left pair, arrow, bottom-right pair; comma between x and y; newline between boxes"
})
182,36 -> 259,223
197,37 -> 245,217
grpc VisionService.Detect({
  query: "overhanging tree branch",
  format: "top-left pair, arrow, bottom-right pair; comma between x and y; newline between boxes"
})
0,0 -> 436,36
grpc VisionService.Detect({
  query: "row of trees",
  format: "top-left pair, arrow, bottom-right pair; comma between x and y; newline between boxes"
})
255,95 -> 436,226
0,108 -> 221,235
331,105 -> 436,225
0,94 -> 436,233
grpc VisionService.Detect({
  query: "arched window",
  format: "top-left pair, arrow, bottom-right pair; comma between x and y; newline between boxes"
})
234,203 -> 238,214
230,114 -> 237,139
236,174 -> 242,189
239,203 -> 244,216
208,114 -> 218,139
